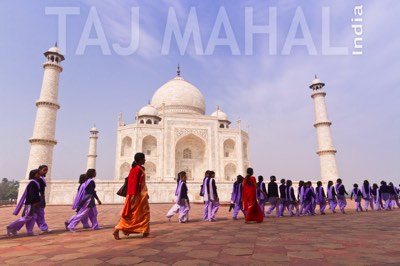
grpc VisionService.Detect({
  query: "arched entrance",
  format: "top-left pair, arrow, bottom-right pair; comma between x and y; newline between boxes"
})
175,134 -> 206,181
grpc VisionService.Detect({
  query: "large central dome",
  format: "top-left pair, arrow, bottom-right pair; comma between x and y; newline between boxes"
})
151,75 -> 206,115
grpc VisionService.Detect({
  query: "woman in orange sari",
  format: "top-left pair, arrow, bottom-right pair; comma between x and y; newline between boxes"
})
242,168 -> 265,223
113,152 -> 150,240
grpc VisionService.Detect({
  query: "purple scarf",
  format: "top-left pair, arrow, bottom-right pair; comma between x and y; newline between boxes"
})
231,182 -> 242,204
13,179 -> 40,215
72,179 -> 93,210
175,180 -> 182,196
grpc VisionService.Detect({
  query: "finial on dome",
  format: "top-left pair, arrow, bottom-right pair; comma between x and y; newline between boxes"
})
315,74 -> 317,79
177,64 -> 181,77
55,42 -> 58,47
148,99 -> 151,105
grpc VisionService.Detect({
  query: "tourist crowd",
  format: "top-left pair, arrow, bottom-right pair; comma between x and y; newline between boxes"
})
5,153 -> 400,238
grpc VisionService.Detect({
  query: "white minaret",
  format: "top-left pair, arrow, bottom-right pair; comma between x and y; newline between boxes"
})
25,44 -> 64,180
87,126 -> 99,170
309,76 -> 339,183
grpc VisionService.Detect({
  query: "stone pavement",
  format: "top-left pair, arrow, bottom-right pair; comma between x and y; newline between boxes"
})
1,202 -> 400,265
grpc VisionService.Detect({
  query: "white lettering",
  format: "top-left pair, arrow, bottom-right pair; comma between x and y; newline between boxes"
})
161,7 -> 203,55
45,7 -> 80,54
112,7 -> 140,56
245,7 -> 277,55
76,7 -> 111,55
205,7 -> 240,55
281,7 -> 317,55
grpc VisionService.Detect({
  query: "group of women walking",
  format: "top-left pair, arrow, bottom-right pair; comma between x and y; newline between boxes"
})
6,152 -> 150,240
231,175 -> 400,220
6,165 -> 50,236
6,153 -> 399,238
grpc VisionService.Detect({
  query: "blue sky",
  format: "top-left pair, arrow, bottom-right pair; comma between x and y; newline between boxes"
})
0,1 -> 399,189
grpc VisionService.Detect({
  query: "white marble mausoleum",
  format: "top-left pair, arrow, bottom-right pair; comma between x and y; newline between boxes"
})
19,46 -> 250,204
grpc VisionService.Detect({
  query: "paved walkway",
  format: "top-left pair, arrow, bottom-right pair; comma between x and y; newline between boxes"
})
1,202 -> 399,265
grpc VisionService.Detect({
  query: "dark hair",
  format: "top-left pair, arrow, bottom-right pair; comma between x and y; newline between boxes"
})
79,174 -> 87,184
380,180 -> 386,185
299,180 -> 304,187
205,170 -> 210,176
178,171 -> 186,181
29,169 -> 39,180
245,168 -> 253,185
353,183 -> 358,188
132,152 -> 145,168
372,183 -> 378,189
86,169 -> 96,179
328,180 -> 333,186
38,165 -> 48,177
317,181 -> 322,186
286,180 -> 292,186
209,171 -> 215,178
258,175 -> 263,182
280,179 -> 285,184
270,175 -> 276,181
337,178 -> 342,184
38,165 -> 48,170
237,175 -> 244,183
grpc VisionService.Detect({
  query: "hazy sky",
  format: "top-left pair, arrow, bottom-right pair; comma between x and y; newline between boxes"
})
0,1 -> 399,189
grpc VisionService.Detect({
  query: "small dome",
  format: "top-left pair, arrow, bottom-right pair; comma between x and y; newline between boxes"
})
90,126 -> 98,132
151,76 -> 205,115
44,45 -> 65,61
311,78 -> 323,85
48,46 -> 61,54
211,108 -> 229,121
309,76 -> 325,89
138,104 -> 159,117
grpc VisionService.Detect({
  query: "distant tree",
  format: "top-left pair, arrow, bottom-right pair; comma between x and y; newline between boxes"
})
0,178 -> 19,200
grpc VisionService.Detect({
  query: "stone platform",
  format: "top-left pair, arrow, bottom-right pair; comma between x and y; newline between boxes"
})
1,202 -> 400,265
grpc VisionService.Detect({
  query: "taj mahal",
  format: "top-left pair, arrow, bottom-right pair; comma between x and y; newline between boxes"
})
116,69 -> 250,182
18,45 -> 339,204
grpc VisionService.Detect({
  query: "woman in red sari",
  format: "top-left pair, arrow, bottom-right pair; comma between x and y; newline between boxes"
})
242,168 -> 265,223
113,152 -> 150,240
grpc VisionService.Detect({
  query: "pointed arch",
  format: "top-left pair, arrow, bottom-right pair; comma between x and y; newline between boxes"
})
224,139 -> 236,158
144,161 -> 156,179
119,162 -> 130,180
175,134 -> 206,182
142,135 -> 157,157
121,136 -> 132,157
224,163 -> 236,181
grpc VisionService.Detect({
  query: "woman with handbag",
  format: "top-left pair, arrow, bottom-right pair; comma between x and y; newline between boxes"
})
113,152 -> 150,240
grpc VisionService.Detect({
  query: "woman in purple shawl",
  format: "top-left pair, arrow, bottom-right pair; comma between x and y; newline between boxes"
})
6,169 -> 41,236
65,169 -> 102,232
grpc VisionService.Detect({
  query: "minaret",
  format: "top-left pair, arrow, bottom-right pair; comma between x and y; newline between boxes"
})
309,76 -> 339,183
87,126 -> 99,170
25,44 -> 65,180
